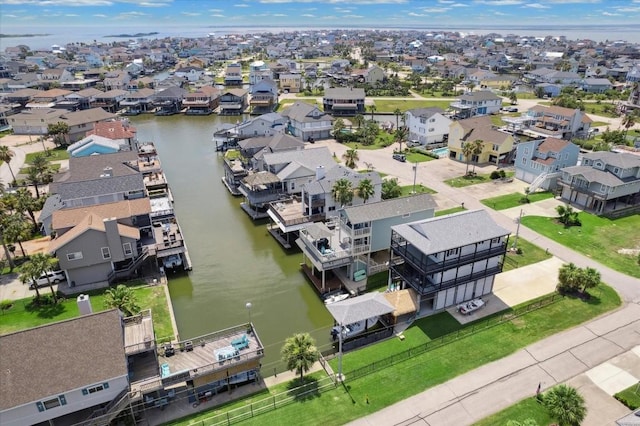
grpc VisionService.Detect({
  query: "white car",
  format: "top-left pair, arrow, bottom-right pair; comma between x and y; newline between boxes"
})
28,270 -> 66,289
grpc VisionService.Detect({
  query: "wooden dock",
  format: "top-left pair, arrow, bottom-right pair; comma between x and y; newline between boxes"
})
301,264 -> 344,295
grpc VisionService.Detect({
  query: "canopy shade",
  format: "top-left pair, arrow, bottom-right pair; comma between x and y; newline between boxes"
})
326,292 -> 395,325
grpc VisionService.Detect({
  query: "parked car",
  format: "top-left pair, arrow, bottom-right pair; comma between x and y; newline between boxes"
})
406,139 -> 421,148
392,153 -> 406,162
28,270 -> 66,289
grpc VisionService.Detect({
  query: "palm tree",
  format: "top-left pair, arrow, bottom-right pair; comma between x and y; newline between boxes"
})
368,104 -> 377,121
27,253 -> 60,301
394,126 -> 409,153
104,284 -> 140,316
509,91 -> 518,105
342,149 -> 359,169
331,178 -> 353,207
461,141 -> 475,175
332,118 -> 346,138
557,262 -> 580,293
471,139 -> 483,173
13,188 -> 39,230
579,266 -> 601,293
19,261 -> 43,300
0,145 -> 16,185
281,333 -> 319,381
621,110 -> 637,137
357,178 -> 375,203
2,213 -> 31,258
555,204 -> 577,226
542,384 -> 587,426
393,108 -> 402,131
354,114 -> 365,129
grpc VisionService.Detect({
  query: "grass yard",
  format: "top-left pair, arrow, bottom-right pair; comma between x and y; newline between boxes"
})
19,163 -> 61,174
480,191 -> 555,210
502,238 -> 553,272
0,284 -> 173,339
590,120 -> 609,127
474,397 -> 553,426
444,171 -> 515,188
614,383 -> 640,410
199,285 -> 620,426
25,147 -> 70,163
399,184 -> 437,196
521,213 -> 640,278
372,99 -> 452,112
405,150 -> 435,163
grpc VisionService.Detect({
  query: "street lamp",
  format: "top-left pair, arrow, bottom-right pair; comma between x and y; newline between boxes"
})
245,302 -> 252,327
512,209 -> 524,251
412,163 -> 418,194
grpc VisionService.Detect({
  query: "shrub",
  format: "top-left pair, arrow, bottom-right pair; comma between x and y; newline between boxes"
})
516,248 -> 523,255
0,299 -> 13,311
499,170 -> 506,178
490,170 -> 501,179
519,197 -> 530,204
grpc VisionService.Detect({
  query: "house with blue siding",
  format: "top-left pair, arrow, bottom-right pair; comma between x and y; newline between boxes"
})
514,137 -> 580,190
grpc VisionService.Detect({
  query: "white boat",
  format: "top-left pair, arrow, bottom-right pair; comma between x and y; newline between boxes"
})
163,254 -> 183,269
457,298 -> 485,315
324,292 -> 349,305
331,317 -> 378,339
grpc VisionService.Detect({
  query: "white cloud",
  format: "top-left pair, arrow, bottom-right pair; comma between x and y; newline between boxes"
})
523,3 -> 549,9
211,14 -> 225,17
602,11 -> 620,16
451,3 -> 469,6
208,9 -> 223,12
93,13 -> 107,17
301,13 -> 315,17
234,3 -> 249,7
420,7 -> 450,12
343,14 -> 364,18
273,13 -> 287,16
438,0 -> 454,3
181,12 -> 201,16
475,0 -> 523,5
615,6 -> 640,12
408,11 -> 426,16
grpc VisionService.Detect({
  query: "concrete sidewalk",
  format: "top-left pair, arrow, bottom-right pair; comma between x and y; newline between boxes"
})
350,303 -> 640,426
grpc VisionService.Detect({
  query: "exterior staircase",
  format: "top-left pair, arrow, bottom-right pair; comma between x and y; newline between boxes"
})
529,171 -> 561,192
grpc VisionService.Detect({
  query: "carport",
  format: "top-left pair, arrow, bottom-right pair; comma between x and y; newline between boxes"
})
326,292 -> 395,381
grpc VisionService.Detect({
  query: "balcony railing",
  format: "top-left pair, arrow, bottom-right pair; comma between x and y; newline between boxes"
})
393,264 -> 503,296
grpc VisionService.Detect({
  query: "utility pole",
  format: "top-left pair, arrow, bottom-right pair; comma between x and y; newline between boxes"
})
412,163 -> 417,194
513,209 -> 524,251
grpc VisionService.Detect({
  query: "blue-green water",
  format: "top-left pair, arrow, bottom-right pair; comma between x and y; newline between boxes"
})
130,115 -> 334,374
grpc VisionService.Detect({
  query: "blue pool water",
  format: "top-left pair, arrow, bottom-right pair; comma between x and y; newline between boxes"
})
431,147 -> 449,157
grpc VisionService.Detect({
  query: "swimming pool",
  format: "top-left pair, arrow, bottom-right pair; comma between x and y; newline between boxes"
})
431,147 -> 449,157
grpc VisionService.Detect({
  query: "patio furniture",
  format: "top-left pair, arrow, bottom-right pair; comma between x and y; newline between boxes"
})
231,334 -> 249,350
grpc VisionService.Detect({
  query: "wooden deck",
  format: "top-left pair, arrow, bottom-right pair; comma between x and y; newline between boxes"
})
301,264 -> 344,295
124,310 -> 156,356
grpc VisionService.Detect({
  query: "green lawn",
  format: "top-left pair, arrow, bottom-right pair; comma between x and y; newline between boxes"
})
480,191 -> 555,210
590,121 -> 609,127
399,184 -> 437,196
405,150 -> 435,163
372,99 -> 452,112
0,284 -> 173,339
614,383 -> 640,410
521,213 -> 640,278
170,285 -> 620,426
474,397 -> 553,426
444,171 -> 515,188
25,147 -> 70,163
19,163 -> 61,174
502,238 -> 553,272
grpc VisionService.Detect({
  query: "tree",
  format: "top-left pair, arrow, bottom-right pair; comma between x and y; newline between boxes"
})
360,120 -> 378,146
19,261 -> 43,301
353,114 -> 365,129
555,204 -> 580,227
104,284 -> 140,316
471,139 -> 483,173
557,262 -> 581,293
381,178 -> 402,199
579,266 -> 601,293
13,188 -> 39,230
621,110 -> 638,137
342,149 -> 359,169
542,384 -> 587,426
394,126 -> 409,153
2,213 -> 31,258
0,145 -> 16,185
47,121 -> 70,146
0,201 -> 15,271
332,118 -> 346,139
26,253 -> 60,301
393,108 -> 402,132
534,86 -> 546,99
331,178 -> 353,207
357,178 -> 375,203
281,333 -> 319,381
461,141 -> 475,175
509,91 -> 518,105
368,104 -> 377,121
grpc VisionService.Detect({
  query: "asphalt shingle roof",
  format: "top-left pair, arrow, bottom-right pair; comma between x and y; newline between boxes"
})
343,193 -> 437,224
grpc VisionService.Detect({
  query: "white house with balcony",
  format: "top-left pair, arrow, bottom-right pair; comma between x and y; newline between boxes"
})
404,107 -> 452,146
449,90 -> 502,119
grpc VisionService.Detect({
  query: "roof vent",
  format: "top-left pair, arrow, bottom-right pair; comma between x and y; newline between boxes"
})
100,166 -> 113,178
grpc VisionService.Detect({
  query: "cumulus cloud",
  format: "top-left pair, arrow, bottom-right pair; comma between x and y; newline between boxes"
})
523,3 -> 549,9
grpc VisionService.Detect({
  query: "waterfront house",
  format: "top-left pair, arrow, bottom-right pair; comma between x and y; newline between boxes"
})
389,210 -> 510,316
103,70 -> 130,91
236,112 -> 287,139
449,90 -> 502,119
404,107 -> 452,146
557,151 -> 640,216
3,88 -> 40,108
502,104 -> 591,140
281,101 -> 334,142
350,65 -> 385,85
92,89 -> 128,113
174,65 -> 204,82
25,88 -> 72,109
66,134 -> 121,157
0,310 -> 131,426
38,68 -> 74,88
295,193 -> 436,294
323,87 -> 366,116
120,88 -> 156,115
448,116 -> 515,165
152,86 -> 188,116
580,77 -> 613,94
59,107 -> 117,143
86,119 -> 137,151
514,137 -> 580,191
248,60 -> 272,85
7,108 -> 65,136
219,88 -> 248,115
182,85 -> 220,115
238,146 -> 335,219
61,87 -> 104,111
249,78 -> 278,115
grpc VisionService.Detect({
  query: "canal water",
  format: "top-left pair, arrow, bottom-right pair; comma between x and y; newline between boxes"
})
130,114 -> 334,374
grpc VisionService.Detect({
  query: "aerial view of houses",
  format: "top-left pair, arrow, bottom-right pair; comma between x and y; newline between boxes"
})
1,7 -> 640,426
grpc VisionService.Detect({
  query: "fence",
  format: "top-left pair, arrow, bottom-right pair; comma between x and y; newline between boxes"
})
183,292 -> 563,426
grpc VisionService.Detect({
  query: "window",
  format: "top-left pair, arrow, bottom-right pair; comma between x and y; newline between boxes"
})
521,158 -> 526,165
445,247 -> 460,257
123,242 -> 133,256
420,118 -> 426,124
491,237 -> 501,244
37,395 -> 66,412
83,383 -> 109,395
429,118 -> 435,123
101,247 -> 111,260
492,144 -> 499,151
428,128 -> 435,132
67,251 -> 83,261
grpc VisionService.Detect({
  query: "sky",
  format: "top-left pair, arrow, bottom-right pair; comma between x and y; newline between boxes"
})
1,0 -> 640,32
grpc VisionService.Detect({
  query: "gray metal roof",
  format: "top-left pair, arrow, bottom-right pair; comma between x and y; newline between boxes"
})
406,107 -> 445,118
562,165 -> 625,186
324,87 -> 366,100
326,292 -> 395,325
458,90 -> 501,101
391,209 -> 510,255
263,146 -> 335,170
282,101 -> 333,123
303,165 -> 380,196
582,151 -> 640,169
343,193 -> 437,224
